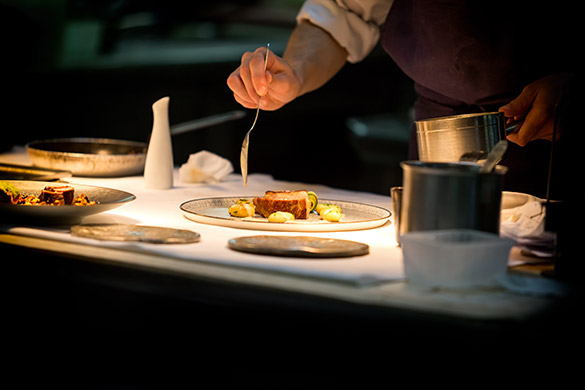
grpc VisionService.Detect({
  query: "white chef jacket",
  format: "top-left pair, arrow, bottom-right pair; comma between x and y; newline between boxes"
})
296,0 -> 394,63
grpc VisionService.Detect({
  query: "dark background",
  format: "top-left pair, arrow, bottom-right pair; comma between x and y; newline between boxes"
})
2,3 -> 583,385
1,0 -> 415,195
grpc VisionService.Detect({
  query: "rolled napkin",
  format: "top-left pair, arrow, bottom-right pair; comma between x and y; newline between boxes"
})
179,150 -> 234,183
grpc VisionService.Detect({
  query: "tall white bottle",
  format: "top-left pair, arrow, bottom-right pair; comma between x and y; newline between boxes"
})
144,96 -> 174,189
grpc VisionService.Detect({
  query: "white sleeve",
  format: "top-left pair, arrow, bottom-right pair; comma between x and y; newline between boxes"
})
296,0 -> 393,63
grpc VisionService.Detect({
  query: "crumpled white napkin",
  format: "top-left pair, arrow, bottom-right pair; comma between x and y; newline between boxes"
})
500,195 -> 556,257
179,150 -> 233,183
500,199 -> 546,238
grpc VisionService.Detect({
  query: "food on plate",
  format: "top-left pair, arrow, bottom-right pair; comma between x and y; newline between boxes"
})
268,211 -> 295,223
38,185 -> 75,205
320,206 -> 342,222
228,199 -> 255,217
0,181 -> 21,204
70,193 -> 97,206
253,190 -> 311,219
316,203 -> 341,215
0,181 -> 96,206
316,203 -> 342,222
307,191 -> 318,212
226,190 -> 343,222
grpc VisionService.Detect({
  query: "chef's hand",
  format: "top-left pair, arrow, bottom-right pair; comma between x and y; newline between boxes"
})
227,21 -> 348,112
499,73 -> 573,146
227,46 -> 301,111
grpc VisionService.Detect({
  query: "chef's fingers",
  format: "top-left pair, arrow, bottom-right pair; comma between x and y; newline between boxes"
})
499,92 -> 532,146
505,98 -> 561,146
227,49 -> 269,107
229,71 -> 280,111
500,73 -> 571,145
227,67 -> 258,109
227,47 -> 301,111
250,47 -> 272,98
507,110 -> 552,146
499,90 -> 534,122
232,91 -> 258,109
238,51 -> 263,105
503,99 -> 553,146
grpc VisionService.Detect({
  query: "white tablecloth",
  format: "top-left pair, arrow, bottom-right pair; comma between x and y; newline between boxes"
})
3,146 -> 574,321
1,147 -> 403,286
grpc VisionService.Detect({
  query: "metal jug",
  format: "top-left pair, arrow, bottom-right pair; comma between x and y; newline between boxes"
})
398,161 -> 508,241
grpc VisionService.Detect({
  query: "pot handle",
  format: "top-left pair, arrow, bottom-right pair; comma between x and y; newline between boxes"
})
504,118 -> 523,135
170,110 -> 246,136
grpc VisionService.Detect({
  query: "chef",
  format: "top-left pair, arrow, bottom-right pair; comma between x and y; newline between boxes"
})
227,0 -> 578,199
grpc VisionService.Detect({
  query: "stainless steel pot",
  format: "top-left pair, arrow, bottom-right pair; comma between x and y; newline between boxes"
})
398,161 -> 508,240
415,112 -> 518,162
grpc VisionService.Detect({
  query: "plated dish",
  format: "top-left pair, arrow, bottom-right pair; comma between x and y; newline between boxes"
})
180,196 -> 391,232
0,180 -> 136,224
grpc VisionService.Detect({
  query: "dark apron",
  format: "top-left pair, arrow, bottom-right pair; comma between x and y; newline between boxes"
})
380,0 -> 571,198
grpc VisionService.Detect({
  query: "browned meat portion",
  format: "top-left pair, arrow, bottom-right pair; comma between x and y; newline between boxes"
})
39,185 -> 75,205
253,190 -> 310,219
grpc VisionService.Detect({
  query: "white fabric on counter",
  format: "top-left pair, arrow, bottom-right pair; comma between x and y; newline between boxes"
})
1,148 -> 403,286
178,150 -> 234,183
0,146 -> 545,289
500,192 -> 555,258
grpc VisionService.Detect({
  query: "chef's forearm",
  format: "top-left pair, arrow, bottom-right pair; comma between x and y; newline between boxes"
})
283,20 -> 348,98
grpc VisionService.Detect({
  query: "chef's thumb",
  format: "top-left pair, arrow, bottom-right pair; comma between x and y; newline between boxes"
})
499,88 -> 535,118
256,71 -> 273,95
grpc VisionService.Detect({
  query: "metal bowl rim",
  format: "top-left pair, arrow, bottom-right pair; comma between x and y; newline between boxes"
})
414,111 -> 503,124
400,160 -> 508,176
25,138 -> 148,157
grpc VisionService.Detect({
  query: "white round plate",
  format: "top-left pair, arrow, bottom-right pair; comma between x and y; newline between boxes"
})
180,196 -> 391,232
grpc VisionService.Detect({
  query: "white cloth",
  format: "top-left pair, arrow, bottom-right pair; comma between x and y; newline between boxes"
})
500,194 -> 555,258
0,150 -> 403,286
501,199 -> 546,239
296,0 -> 393,63
178,150 -> 234,184
0,147 -> 561,300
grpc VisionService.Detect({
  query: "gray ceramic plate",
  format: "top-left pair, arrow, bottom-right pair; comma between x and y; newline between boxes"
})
228,235 -> 369,258
71,224 -> 200,244
180,196 -> 391,232
1,180 -> 135,224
